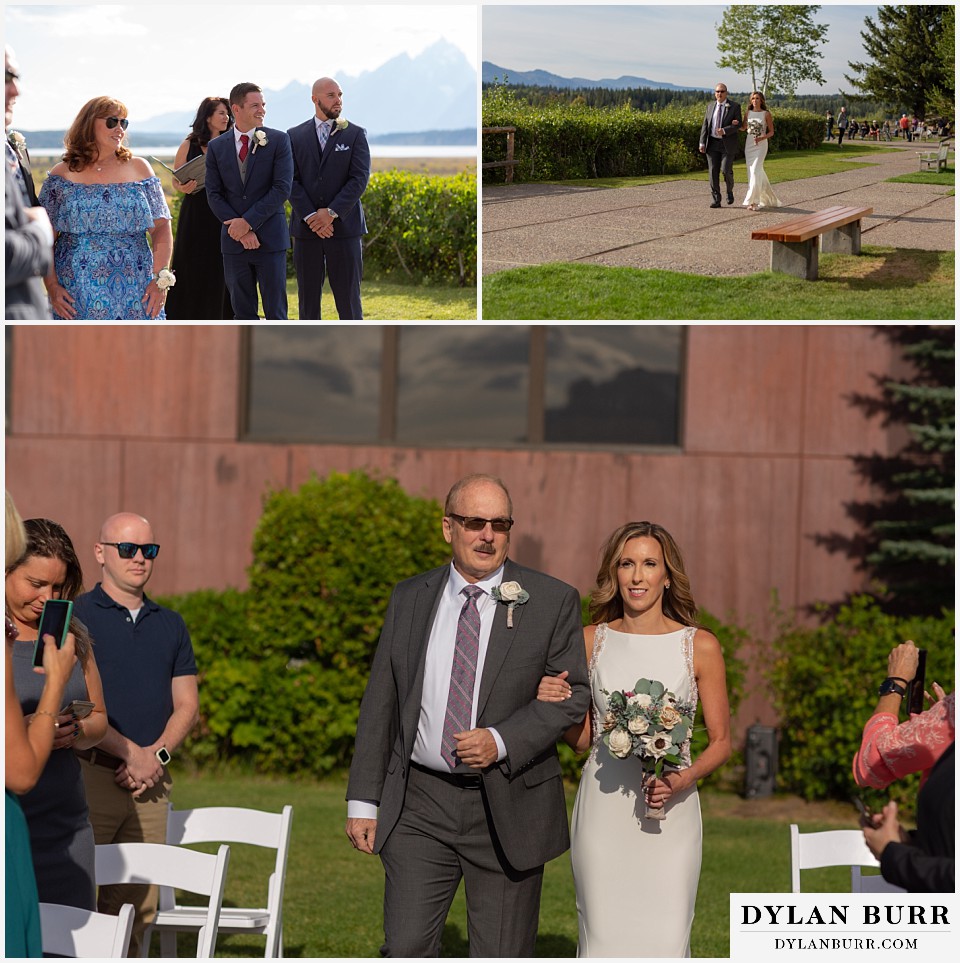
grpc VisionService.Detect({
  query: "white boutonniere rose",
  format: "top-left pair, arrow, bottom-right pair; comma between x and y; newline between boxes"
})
8,130 -> 26,151
335,118 -> 349,131
253,130 -> 268,153
490,581 -> 530,628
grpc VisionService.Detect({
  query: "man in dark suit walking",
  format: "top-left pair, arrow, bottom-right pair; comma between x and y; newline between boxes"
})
5,44 -> 52,319
288,78 -> 370,319
346,474 -> 590,957
206,82 -> 293,319
699,81 -> 742,207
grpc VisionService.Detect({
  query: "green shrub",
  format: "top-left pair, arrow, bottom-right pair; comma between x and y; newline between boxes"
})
362,170 -> 477,285
163,470 -> 451,776
482,97 -> 824,183
768,594 -> 955,814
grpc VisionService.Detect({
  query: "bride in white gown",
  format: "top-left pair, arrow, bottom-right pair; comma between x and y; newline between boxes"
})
743,91 -> 782,211
538,522 -> 731,957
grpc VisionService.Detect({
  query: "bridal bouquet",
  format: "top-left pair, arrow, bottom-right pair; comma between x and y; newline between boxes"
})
747,117 -> 765,139
601,678 -> 695,820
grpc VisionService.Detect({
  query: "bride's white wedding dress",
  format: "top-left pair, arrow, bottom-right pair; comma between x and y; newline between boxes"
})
742,109 -> 782,209
570,625 -> 702,957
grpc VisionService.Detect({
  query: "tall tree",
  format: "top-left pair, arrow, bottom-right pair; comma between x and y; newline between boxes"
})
715,5 -> 828,96
845,6 -> 951,118
926,5 -> 955,119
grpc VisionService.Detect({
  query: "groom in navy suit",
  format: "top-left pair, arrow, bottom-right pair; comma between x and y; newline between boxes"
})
206,82 -> 293,319
288,78 -> 370,320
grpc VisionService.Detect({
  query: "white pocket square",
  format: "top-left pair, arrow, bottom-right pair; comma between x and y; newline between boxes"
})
334,143 -> 350,151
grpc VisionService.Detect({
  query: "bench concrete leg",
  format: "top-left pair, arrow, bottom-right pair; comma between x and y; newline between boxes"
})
770,239 -> 818,280
821,220 -> 862,255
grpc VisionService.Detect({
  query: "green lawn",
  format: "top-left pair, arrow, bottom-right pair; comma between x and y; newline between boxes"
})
539,142 -> 903,190
156,769 -> 869,958
481,248 -> 955,321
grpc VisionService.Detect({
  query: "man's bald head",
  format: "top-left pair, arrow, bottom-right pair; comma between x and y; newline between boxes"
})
312,77 -> 343,120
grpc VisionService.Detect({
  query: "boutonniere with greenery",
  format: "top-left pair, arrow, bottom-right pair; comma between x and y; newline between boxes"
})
490,581 -> 529,628
252,130 -> 268,153
8,130 -> 26,152
334,118 -> 349,132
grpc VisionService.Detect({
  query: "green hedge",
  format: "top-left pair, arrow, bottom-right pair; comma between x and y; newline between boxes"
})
482,99 -> 824,183
768,594 -> 955,815
361,170 -> 477,285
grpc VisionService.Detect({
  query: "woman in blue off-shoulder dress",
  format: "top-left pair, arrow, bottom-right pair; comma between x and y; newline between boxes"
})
38,96 -> 172,320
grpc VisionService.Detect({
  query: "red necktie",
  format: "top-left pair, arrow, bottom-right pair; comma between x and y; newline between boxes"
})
239,134 -> 249,162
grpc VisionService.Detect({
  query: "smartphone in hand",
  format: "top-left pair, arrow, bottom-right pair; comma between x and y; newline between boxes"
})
907,649 -> 927,715
852,796 -> 873,821
31,599 -> 73,668
60,699 -> 95,720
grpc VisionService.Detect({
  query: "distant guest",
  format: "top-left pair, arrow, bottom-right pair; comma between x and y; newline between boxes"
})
164,97 -> 234,320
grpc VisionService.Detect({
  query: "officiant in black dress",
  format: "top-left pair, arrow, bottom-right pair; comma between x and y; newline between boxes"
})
164,97 -> 233,319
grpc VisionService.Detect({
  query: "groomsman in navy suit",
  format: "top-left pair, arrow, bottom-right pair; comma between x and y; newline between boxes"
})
288,78 -> 370,320
206,82 -> 293,319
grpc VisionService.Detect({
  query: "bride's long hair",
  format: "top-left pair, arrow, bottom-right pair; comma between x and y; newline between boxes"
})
748,91 -> 768,111
588,521 -> 700,628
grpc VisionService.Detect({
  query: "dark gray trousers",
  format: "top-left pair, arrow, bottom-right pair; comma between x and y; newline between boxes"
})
706,142 -> 735,200
378,765 -> 544,957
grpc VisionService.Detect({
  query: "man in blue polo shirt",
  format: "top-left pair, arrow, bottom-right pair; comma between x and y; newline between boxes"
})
73,512 -> 198,956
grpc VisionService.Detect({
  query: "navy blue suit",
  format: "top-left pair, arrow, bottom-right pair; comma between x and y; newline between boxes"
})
206,126 -> 293,319
288,117 -> 370,320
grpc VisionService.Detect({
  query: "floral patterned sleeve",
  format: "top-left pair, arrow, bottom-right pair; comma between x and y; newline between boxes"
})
142,176 -> 171,221
852,692 -> 955,789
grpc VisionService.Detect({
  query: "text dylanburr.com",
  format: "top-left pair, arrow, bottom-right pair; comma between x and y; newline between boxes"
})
730,894 -> 957,958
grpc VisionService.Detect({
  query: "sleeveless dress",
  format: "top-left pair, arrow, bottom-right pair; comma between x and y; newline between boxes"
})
37,174 -> 171,319
164,140 -> 234,319
742,110 -> 782,210
570,625 -> 702,958
5,790 -> 42,957
12,640 -> 97,910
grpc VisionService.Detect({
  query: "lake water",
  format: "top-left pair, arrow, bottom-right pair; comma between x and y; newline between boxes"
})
30,144 -> 476,159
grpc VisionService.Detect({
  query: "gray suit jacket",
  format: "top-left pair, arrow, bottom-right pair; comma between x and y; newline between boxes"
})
699,99 -> 743,155
5,164 -> 51,319
347,558 -> 590,872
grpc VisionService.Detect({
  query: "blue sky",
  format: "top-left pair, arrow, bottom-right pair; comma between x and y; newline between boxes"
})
4,2 -> 478,129
482,3 -> 880,95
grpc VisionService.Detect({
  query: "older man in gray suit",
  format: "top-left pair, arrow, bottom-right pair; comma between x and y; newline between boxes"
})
346,474 -> 590,957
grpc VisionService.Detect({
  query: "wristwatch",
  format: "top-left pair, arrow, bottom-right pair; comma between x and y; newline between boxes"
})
326,208 -> 338,220
878,677 -> 908,697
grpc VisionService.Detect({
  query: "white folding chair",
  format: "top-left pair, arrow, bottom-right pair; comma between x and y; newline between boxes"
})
39,902 -> 134,958
851,865 -> 906,893
95,842 -> 230,958
789,824 -> 880,892
149,805 -> 293,958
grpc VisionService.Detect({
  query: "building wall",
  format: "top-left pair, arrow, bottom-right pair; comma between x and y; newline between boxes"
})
6,325 -> 908,729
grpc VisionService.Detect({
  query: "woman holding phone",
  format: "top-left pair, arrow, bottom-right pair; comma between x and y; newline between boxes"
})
5,518 -> 107,910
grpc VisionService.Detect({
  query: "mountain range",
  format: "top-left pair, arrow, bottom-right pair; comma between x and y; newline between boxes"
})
482,61 -> 709,92
139,39 -> 476,139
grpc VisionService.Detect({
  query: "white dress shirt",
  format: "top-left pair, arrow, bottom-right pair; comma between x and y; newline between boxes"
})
347,562 -> 508,820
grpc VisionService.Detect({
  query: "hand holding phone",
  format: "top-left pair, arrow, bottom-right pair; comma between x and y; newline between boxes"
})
60,699 -> 95,720
32,600 -> 74,668
907,649 -> 927,715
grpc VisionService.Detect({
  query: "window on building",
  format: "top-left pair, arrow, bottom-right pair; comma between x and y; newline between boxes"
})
243,326 -> 683,448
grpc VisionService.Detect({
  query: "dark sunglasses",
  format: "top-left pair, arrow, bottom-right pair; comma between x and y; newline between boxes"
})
447,513 -> 514,534
104,116 -> 129,130
101,541 -> 159,559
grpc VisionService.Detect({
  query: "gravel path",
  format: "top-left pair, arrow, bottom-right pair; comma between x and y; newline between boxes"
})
481,142 -> 955,277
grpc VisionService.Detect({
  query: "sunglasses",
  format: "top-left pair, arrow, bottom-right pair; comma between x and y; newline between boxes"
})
447,513 -> 514,534
101,541 -> 160,559
104,116 -> 129,130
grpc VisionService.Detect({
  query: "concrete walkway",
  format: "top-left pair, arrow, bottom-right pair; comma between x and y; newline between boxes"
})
481,142 -> 955,277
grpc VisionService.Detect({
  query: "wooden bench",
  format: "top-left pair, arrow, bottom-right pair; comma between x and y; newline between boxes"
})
482,126 -> 517,183
917,139 -> 951,172
751,205 -> 873,280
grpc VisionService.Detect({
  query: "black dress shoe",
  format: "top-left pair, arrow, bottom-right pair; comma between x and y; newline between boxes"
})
727,195 -> 735,205
710,200 -> 721,208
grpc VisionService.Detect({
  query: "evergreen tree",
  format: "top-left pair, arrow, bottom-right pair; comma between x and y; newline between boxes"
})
845,6 -> 952,119
926,5 -> 955,120
715,5 -> 828,96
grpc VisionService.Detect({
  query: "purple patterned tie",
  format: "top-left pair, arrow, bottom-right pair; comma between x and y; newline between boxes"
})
441,585 -> 484,769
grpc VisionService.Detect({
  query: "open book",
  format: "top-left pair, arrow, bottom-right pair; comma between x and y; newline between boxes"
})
152,153 -> 206,193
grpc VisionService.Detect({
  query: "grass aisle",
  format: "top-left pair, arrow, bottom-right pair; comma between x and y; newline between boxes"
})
162,770 -> 867,957
482,249 -> 954,321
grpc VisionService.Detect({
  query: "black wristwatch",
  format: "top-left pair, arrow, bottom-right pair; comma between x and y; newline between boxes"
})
878,677 -> 908,697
